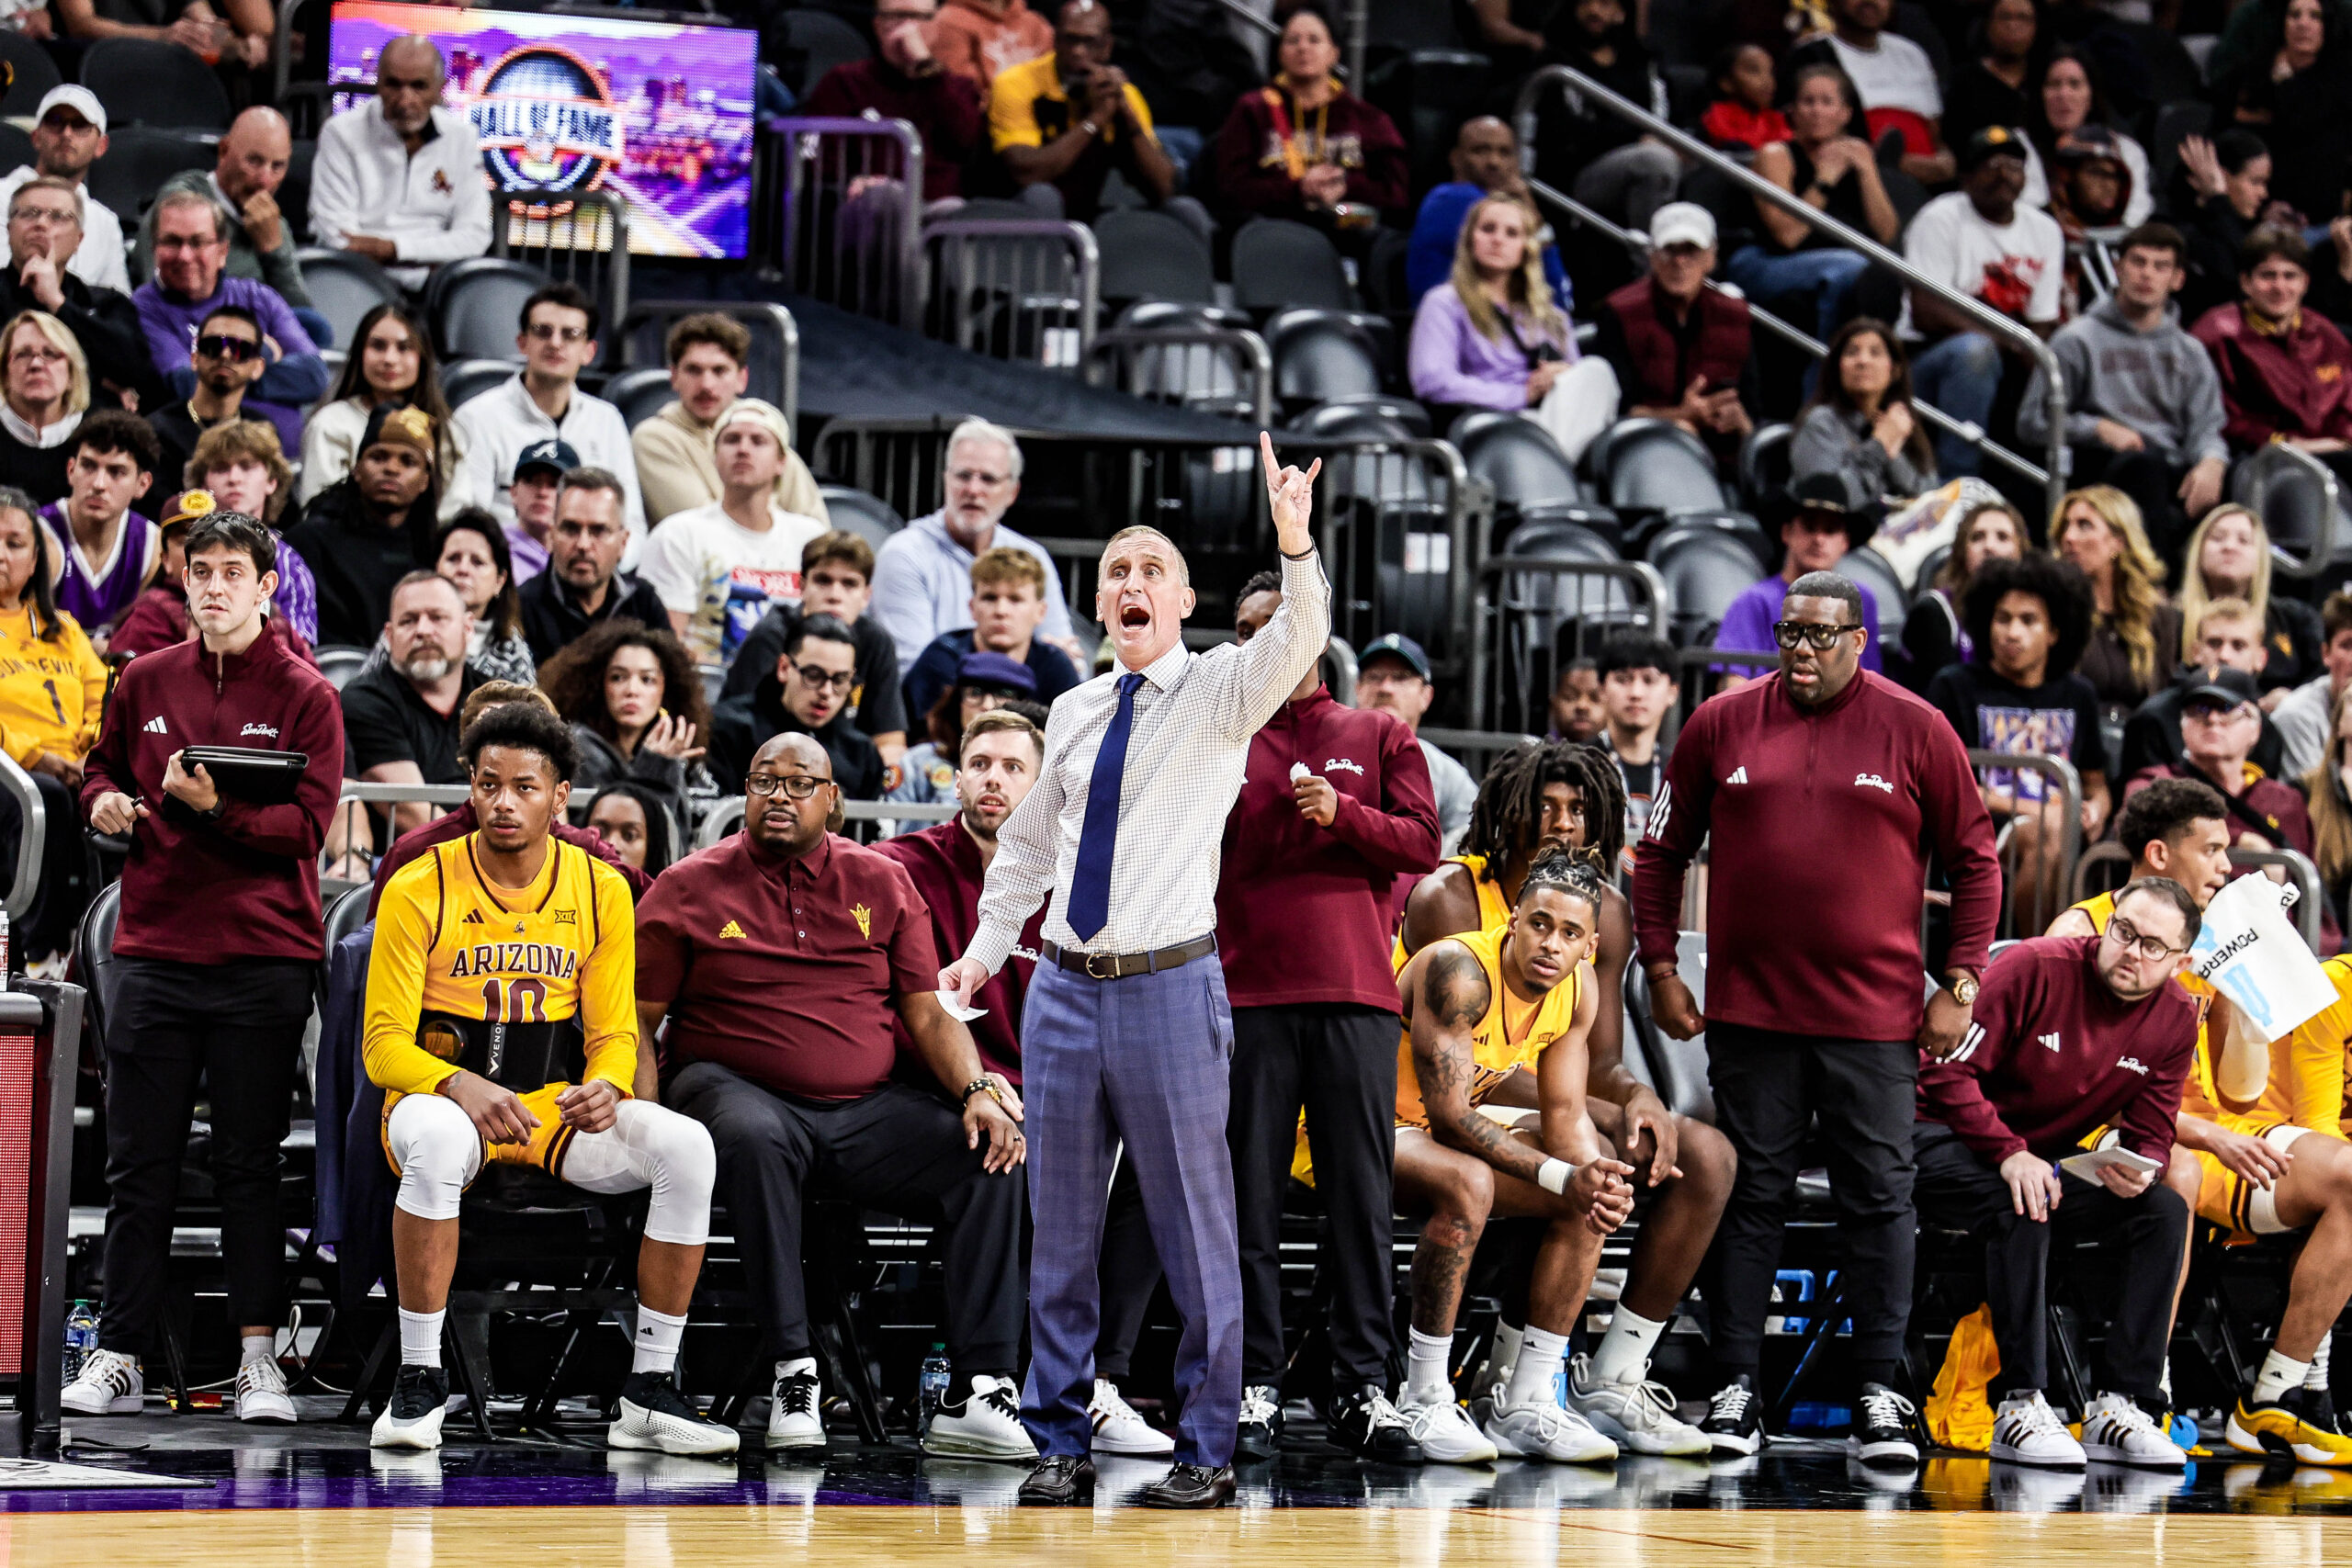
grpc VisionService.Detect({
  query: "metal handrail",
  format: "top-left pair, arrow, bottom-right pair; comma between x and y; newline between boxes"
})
1084,326 -> 1274,425
339,783 -> 473,807
1513,64 -> 2067,517
2074,839 -> 2325,953
1210,0 -> 1280,36
1469,554 -> 1671,732
774,117 -> 927,332
694,795 -> 955,851
922,218 -> 1101,368
1966,748 -> 2083,938
0,751 -> 42,921
495,186 -> 632,356
2229,441 -> 2341,580
617,300 -> 801,438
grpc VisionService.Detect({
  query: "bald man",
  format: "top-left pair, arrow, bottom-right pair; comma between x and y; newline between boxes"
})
137,108 -> 311,310
639,733 -> 1034,1459
311,35 -> 493,289
1406,116 -> 1571,309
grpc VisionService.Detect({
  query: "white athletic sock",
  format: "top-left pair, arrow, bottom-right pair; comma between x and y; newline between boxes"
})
1407,1328 -> 1453,1404
241,1333 -> 276,1368
2159,1356 -> 2173,1402
1506,1325 -> 1572,1408
2255,1347 -> 2311,1406
1590,1307 -> 1666,1386
631,1304 -> 688,1376
2308,1335 -> 2334,1391
399,1308 -> 444,1370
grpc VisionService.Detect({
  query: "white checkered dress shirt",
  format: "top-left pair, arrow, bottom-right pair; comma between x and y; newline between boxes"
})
966,547 -> 1331,974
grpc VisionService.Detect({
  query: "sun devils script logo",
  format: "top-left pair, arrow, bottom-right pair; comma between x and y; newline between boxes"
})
1854,773 -> 1894,794
473,46 -> 628,198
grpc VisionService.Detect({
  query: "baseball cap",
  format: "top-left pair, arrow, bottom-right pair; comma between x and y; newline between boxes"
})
2183,666 -> 2261,712
956,650 -> 1037,694
361,402 -> 435,460
513,438 -> 579,482
159,489 -> 217,535
1358,632 -> 1431,681
1961,124 -> 2028,171
1647,201 -> 1716,251
35,86 -> 105,136
712,398 -> 793,452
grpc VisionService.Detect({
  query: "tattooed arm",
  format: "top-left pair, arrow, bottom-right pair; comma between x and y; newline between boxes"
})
1410,940 -> 1556,1187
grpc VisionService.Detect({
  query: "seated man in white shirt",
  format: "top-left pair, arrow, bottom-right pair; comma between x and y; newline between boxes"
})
638,399 -> 826,666
0,88 -> 129,295
447,282 -> 646,551
310,35 -> 493,290
868,417 -> 1077,679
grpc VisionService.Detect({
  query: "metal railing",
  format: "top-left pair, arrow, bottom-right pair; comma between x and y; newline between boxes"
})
496,186 -> 631,364
695,795 -> 955,852
1470,557 -> 1670,734
922,218 -> 1100,370
1084,326 -> 1273,425
1421,727 -> 1544,782
0,751 -> 42,921
2230,443 -> 2342,579
1319,437 -> 1486,675
2075,839 -> 2327,953
1512,65 -> 2067,517
772,117 -> 927,332
617,301 -> 801,439
1965,749 -> 2083,940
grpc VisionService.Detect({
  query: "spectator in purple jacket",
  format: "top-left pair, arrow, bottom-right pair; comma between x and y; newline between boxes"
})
132,188 -> 327,418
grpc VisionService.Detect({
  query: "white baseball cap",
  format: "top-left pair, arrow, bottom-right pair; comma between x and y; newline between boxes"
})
34,85 -> 106,137
1648,201 -> 1716,252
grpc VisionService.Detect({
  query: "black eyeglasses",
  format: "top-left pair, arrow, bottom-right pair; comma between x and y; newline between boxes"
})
197,333 -> 261,363
1772,619 -> 1863,651
2104,914 -> 2186,962
786,660 -> 858,694
745,773 -> 829,799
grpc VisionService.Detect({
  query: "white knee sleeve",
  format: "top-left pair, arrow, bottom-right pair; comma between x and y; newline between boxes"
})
562,1099 -> 716,1247
388,1092 -> 482,1223
2245,1126 -> 2312,1235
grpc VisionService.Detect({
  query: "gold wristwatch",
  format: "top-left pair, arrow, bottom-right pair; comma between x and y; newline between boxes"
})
1945,971 -> 1980,1007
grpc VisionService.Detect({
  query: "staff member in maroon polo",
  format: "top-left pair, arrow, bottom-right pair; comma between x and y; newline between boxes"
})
1634,569 -> 2001,1467
1215,569 -> 1441,1463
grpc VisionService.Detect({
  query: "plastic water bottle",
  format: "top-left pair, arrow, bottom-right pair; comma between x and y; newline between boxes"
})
0,904 -> 14,985
919,1344 -> 952,1435
63,1300 -> 97,1383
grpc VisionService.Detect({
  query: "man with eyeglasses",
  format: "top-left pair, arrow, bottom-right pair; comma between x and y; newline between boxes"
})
709,613 -> 887,799
449,283 -> 647,556
871,417 -> 1077,679
137,108 -> 311,312
518,467 -> 668,665
131,188 -> 324,417
1914,877 -> 2201,1470
311,34 -> 492,291
0,87 -> 130,295
145,303 -> 274,512
1,175 -> 153,408
642,731 -> 1033,1459
1635,568 -> 2002,1467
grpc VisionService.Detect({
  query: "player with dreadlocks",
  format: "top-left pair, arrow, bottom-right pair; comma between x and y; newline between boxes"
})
1397,741 -> 1733,1457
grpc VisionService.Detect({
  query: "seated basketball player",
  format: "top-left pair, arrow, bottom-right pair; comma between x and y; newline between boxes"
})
2050,778 -> 2352,1463
363,703 -> 734,1456
1397,742 -> 1728,1456
1379,852 -> 1634,1463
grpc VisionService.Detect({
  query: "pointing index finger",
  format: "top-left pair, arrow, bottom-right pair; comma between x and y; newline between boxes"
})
1260,430 -> 1278,484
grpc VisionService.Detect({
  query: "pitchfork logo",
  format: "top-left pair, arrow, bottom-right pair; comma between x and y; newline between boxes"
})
473,45 -> 627,197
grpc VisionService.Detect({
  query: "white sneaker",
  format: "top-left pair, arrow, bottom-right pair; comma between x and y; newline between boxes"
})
1090,1378 -> 1173,1457
922,1373 -> 1038,1461
61,1348 -> 141,1415
1482,1396 -> 1619,1463
1566,1354 -> 1710,1457
608,1371 -> 741,1457
1398,1390 -> 1500,1464
234,1355 -> 297,1424
765,1359 -> 825,1451
369,1365 -> 449,1451
2079,1391 -> 2186,1469
1990,1391 -> 2086,1468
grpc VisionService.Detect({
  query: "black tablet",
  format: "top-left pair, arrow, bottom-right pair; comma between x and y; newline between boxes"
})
179,746 -> 311,806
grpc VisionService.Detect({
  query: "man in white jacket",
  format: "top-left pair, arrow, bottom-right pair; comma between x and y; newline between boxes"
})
310,35 -> 492,291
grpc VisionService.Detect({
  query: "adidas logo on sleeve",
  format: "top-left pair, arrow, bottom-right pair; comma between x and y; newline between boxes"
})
142,716 -> 168,735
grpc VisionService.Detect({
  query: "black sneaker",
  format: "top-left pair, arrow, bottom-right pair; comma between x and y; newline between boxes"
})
610,1369 -> 741,1457
370,1364 -> 450,1450
1849,1382 -> 1920,1468
1235,1383 -> 1283,1461
1699,1374 -> 1763,1456
1329,1383 -> 1426,1463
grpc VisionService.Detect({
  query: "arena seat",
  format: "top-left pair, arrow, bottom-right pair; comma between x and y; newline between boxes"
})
1503,519 -> 1620,566
1105,300 -> 1265,418
296,248 -> 403,355
1094,209 -> 1216,306
85,128 -> 215,227
1231,220 -> 1352,312
1643,510 -> 1773,571
1287,395 -> 1432,438
1910,544 -> 1952,600
1650,528 -> 1767,646
1838,544 -> 1910,644
279,139 -> 316,250
312,647 -> 371,689
0,32 -> 60,118
441,358 -> 518,410
777,7 -> 870,96
1588,418 -> 1737,519
1286,401 -> 1418,446
0,123 -> 28,180
425,257 -> 551,363
1269,310 -> 1386,412
602,367 -> 675,431
1455,412 -> 1621,544
84,39 -> 232,130
1737,423 -> 1792,512
818,485 -> 904,550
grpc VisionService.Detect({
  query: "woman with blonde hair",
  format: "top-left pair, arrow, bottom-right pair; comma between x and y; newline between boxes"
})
1408,193 -> 1620,460
2177,502 -> 2324,694
2305,682 -> 2352,939
0,310 -> 87,502
2050,485 -> 2180,713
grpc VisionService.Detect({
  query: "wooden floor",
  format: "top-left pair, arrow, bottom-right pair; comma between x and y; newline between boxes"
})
6,1500 -> 2352,1568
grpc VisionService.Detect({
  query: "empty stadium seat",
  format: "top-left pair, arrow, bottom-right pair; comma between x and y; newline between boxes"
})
1454,412 -> 1621,544
426,257 -> 551,362
1650,529 -> 1766,645
0,32 -> 60,118
1115,299 -> 1252,333
281,140 -> 316,251
442,358 -> 518,410
819,485 -> 904,550
1094,209 -> 1216,305
1589,418 -> 1736,515
1286,402 -> 1417,445
1645,511 -> 1773,571
1269,310 -> 1385,412
85,128 -> 215,226
1231,220 -> 1352,312
1738,423 -> 1793,511
83,39 -> 232,130
778,8 -> 870,95
1288,395 -> 1432,438
603,367 -> 676,431
1910,544 -> 1952,600
296,248 -> 403,355
1839,545 -> 1909,643
1506,519 -> 1620,565
1104,300 -> 1265,418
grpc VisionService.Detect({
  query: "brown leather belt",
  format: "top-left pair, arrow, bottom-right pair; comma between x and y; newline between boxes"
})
1038,933 -> 1217,980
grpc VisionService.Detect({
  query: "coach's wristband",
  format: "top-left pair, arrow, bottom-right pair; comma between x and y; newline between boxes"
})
1536,1158 -> 1572,1196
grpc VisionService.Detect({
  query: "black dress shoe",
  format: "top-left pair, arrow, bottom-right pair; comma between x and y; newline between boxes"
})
1017,1454 -> 1096,1506
1235,1384 -> 1283,1461
1329,1383 -> 1426,1463
1139,1461 -> 1236,1508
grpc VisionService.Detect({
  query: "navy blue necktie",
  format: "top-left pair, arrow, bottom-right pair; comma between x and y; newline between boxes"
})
1068,672 -> 1144,942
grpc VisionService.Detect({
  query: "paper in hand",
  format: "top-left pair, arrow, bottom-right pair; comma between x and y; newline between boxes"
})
935,993 -> 989,1023
1288,761 -> 1314,784
2057,1145 -> 2163,1182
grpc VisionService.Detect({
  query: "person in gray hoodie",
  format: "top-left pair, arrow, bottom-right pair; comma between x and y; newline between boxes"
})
2018,222 -> 2229,563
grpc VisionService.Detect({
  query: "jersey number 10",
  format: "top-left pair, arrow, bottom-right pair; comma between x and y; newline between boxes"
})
481,976 -> 550,1024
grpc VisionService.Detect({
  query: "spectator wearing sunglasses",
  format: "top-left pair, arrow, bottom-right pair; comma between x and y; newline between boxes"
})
708,612 -> 888,799
145,304 -> 277,515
